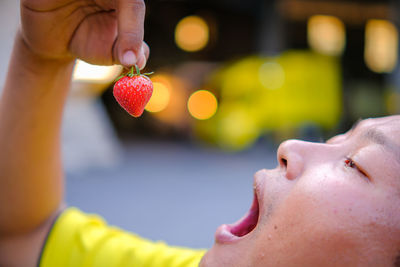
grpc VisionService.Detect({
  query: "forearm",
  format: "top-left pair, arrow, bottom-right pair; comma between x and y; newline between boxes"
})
0,32 -> 74,235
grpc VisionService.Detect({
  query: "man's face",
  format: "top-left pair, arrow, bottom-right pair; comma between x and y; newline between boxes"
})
200,115 -> 400,266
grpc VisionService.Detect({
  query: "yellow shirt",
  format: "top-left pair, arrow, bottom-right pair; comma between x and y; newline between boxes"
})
39,207 -> 206,267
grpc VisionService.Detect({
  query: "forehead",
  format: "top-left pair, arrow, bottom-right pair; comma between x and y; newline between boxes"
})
354,116 -> 400,139
352,116 -> 400,174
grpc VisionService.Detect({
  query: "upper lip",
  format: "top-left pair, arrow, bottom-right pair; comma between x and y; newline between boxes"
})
253,169 -> 266,215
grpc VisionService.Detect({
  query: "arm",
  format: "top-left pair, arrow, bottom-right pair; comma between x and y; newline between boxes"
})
0,0 -> 148,265
0,32 -> 73,234
0,32 -> 73,266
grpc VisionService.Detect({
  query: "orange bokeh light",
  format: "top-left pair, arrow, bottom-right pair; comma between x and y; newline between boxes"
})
175,15 -> 209,52
145,82 -> 171,113
187,90 -> 218,120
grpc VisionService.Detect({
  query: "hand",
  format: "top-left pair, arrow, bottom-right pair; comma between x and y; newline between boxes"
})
20,0 -> 149,68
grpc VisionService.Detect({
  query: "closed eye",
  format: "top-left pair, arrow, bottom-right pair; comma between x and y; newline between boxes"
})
345,157 -> 370,180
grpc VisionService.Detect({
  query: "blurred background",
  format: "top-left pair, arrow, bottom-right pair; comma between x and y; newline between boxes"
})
1,0 -> 399,249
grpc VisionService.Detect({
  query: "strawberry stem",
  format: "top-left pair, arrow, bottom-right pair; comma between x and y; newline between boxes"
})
114,65 -> 154,82
135,65 -> 140,75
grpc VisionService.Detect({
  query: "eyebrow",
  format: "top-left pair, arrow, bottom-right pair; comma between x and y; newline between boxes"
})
360,128 -> 400,164
349,119 -> 391,147
362,128 -> 388,146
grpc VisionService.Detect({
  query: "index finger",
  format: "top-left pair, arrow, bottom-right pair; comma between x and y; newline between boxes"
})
116,0 -> 145,67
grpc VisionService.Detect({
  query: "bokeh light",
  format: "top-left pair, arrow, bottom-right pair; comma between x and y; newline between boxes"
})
364,19 -> 398,73
258,61 -> 285,90
145,82 -> 171,113
148,73 -> 189,126
220,57 -> 266,99
216,103 -> 260,150
196,52 -> 342,150
175,15 -> 209,52
307,15 -> 346,56
188,90 -> 218,120
73,60 -> 122,83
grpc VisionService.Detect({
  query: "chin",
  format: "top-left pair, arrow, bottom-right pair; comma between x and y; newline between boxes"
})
199,245 -> 239,267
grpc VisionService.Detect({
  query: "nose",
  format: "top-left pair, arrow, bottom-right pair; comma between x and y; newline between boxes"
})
277,139 -> 310,180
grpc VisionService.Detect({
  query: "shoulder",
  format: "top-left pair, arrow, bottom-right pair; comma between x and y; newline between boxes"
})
1,207 -> 206,267
40,208 -> 206,267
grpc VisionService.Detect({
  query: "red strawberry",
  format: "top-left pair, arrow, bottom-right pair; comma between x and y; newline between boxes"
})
113,66 -> 153,117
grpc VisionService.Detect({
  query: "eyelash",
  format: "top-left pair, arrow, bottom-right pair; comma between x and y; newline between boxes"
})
344,157 -> 369,179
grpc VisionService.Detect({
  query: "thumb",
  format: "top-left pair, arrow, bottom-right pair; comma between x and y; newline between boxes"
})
116,0 -> 145,67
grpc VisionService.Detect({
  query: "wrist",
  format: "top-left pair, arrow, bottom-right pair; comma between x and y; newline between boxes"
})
14,31 -> 75,75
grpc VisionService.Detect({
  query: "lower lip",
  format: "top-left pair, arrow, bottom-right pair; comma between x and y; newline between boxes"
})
215,224 -> 241,244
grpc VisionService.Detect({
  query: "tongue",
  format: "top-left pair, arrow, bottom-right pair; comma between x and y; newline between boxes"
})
230,194 -> 259,237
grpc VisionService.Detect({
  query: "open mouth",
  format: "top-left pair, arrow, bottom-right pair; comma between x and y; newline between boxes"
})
215,189 -> 260,243
229,194 -> 259,236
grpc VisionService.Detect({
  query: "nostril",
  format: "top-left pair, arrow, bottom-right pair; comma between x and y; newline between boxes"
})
277,139 -> 307,180
280,158 -> 288,168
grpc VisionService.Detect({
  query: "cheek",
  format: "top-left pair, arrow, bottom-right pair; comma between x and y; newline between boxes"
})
250,175 -> 400,265
298,175 -> 385,228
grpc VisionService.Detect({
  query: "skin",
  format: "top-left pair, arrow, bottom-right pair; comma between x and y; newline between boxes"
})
21,0 -> 149,66
0,0 -> 147,266
1,1 -> 400,266
201,116 -> 400,266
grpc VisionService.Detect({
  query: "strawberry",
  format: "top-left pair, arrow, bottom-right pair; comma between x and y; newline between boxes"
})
113,66 -> 153,117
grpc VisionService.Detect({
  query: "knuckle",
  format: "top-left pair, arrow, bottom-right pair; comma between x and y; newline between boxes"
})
127,0 -> 145,11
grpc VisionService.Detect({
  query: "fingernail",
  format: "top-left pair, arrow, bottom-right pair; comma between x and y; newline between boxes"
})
137,46 -> 147,70
121,50 -> 136,66
137,54 -> 147,70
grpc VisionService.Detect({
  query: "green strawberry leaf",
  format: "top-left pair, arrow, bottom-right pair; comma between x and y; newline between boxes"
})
142,71 -> 154,76
114,65 -> 155,82
114,75 -> 126,82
